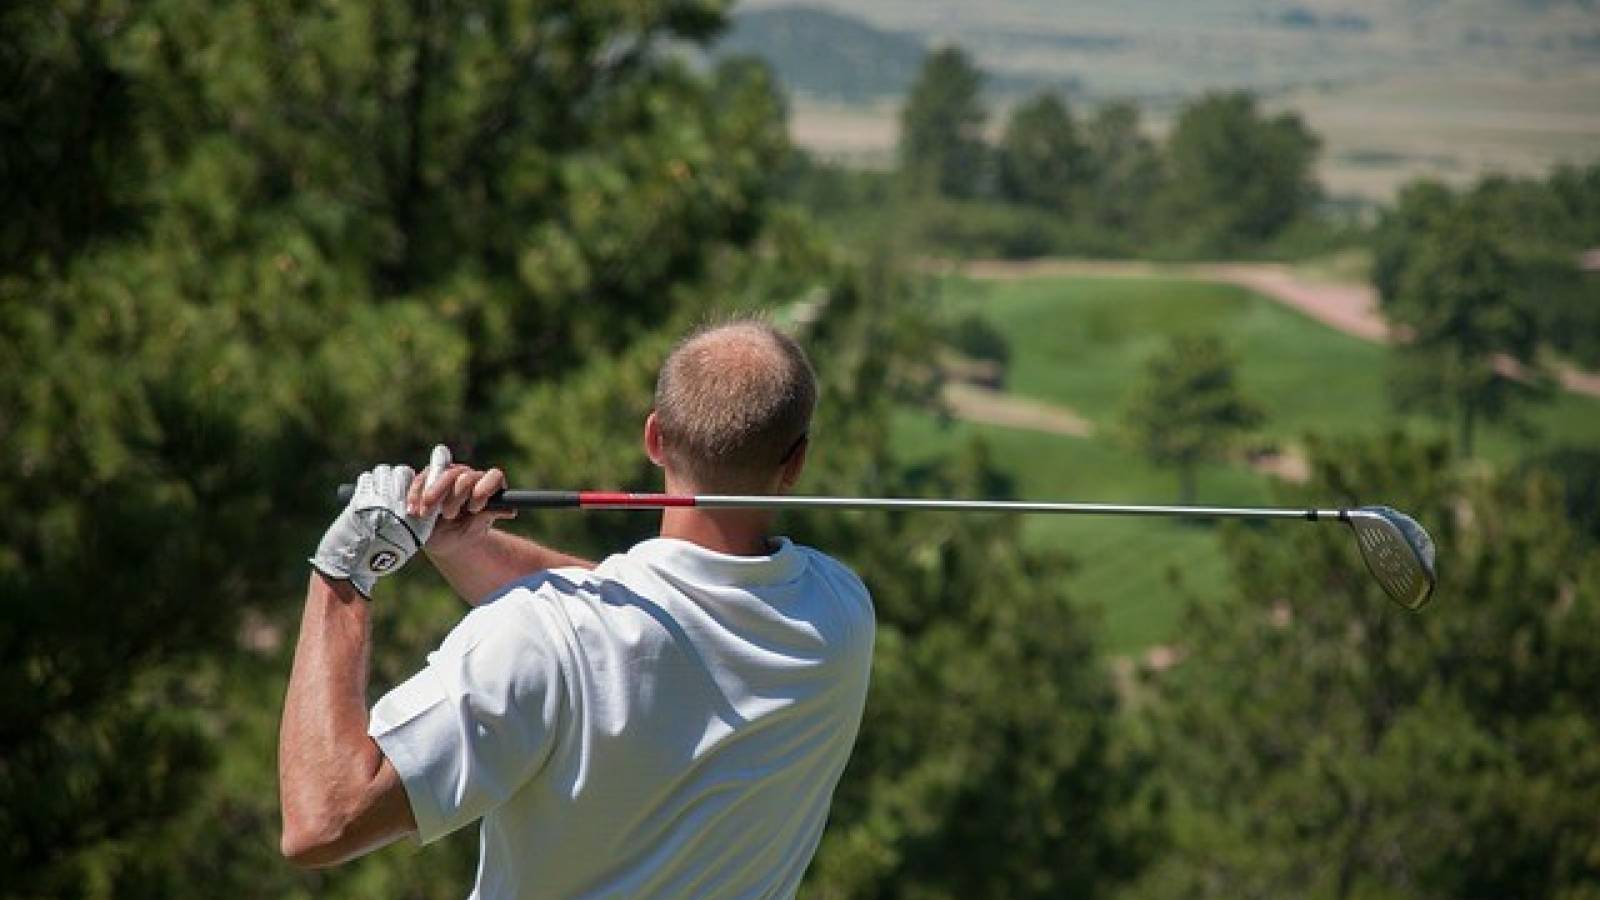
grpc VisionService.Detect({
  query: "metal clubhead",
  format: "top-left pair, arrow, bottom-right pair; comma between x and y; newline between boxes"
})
1345,506 -> 1438,610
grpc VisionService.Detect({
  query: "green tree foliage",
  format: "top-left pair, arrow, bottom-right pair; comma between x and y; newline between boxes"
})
1388,166 -> 1600,371
1522,446 -> 1600,545
804,473 -> 1135,899
829,86 -> 1344,259
1081,100 -> 1166,239
1162,92 -> 1320,253
1122,336 -> 1264,504
0,0 -> 783,894
1373,182 -> 1549,455
1,4 -> 1138,898
996,92 -> 1090,213
897,47 -> 988,200
943,312 -> 1011,368
1468,164 -> 1600,251
0,2 -> 139,266
1372,180 -> 1456,302
1127,436 -> 1600,898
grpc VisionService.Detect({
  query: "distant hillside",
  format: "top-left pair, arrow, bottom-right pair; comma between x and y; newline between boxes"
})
733,0 -> 1599,198
738,0 -> 1600,98
713,4 -> 1081,105
715,5 -> 926,103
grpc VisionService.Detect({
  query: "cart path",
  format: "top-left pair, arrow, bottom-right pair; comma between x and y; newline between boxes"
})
941,382 -> 1094,437
938,381 -> 1310,482
940,258 -> 1600,399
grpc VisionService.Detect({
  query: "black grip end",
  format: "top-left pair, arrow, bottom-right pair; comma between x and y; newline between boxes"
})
333,484 -> 577,511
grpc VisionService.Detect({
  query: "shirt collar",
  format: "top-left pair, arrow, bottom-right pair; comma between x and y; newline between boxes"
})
628,536 -> 806,587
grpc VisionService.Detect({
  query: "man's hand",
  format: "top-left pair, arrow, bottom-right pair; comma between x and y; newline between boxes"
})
408,462 -> 516,561
311,449 -> 449,597
407,456 -> 592,605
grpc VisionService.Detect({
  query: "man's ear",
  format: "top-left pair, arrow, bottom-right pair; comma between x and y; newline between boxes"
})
644,411 -> 668,468
777,438 -> 807,491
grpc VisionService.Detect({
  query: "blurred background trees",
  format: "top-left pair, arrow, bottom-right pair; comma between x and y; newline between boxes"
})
1160,92 -> 1322,255
1122,336 -> 1264,505
1080,100 -> 1166,243
897,47 -> 988,200
1374,172 -> 1600,455
1379,202 -> 1544,456
995,93 -> 1090,215
789,48 -> 1331,261
1127,436 -> 1600,898
0,0 -> 784,893
0,3 -> 1133,898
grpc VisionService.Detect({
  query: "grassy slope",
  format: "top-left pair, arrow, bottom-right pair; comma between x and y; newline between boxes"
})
892,410 -> 1253,654
895,275 -> 1600,652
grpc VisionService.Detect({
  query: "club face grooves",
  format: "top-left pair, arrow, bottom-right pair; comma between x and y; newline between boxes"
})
1348,506 -> 1438,610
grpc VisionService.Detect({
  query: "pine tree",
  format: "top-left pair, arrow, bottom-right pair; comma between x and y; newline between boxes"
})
1081,100 -> 1164,237
1162,92 -> 1320,252
996,92 -> 1090,213
1374,183 -> 1549,455
897,48 -> 988,199
1123,335 -> 1264,504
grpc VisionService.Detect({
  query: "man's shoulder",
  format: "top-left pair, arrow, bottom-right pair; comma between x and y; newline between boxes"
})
794,543 -> 869,592
488,566 -> 606,601
789,543 -> 875,638
463,568 -> 604,634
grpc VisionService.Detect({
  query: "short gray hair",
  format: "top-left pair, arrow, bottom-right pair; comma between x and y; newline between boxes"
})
653,319 -> 817,490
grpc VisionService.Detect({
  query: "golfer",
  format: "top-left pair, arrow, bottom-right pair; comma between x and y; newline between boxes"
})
278,319 -> 875,897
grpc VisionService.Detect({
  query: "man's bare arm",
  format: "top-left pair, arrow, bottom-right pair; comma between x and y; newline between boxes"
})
278,574 -> 417,867
409,464 -> 595,606
428,528 -> 594,605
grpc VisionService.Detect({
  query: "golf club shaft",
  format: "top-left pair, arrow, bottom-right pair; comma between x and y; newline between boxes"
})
337,485 -> 1348,521
528,492 -> 1351,520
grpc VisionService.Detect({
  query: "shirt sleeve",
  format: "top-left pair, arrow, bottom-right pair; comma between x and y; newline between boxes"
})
368,593 -> 566,845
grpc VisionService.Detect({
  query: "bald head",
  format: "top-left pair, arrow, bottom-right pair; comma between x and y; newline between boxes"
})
653,320 -> 817,492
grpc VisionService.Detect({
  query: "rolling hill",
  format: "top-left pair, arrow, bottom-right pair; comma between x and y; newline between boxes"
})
714,5 -> 925,102
725,1 -> 1600,199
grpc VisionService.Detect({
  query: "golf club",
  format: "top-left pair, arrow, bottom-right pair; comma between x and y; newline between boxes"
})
336,485 -> 1438,610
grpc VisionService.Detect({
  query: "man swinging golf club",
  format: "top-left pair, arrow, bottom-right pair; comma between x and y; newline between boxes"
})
278,320 -> 875,898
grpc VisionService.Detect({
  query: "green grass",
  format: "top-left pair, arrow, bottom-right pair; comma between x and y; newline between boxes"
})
898,274 -> 1600,653
937,275 -> 1600,459
892,410 -> 1260,653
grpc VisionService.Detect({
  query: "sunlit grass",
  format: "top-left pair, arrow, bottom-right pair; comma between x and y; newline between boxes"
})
938,275 -> 1600,458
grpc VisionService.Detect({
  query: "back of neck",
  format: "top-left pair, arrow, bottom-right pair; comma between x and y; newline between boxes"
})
658,507 -> 775,557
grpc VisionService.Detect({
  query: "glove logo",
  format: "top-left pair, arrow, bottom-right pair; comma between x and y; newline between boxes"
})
369,550 -> 400,573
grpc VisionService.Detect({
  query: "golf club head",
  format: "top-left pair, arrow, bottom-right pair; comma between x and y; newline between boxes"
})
1346,506 -> 1437,610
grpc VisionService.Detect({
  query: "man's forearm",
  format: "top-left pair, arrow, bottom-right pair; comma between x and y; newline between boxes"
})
279,574 -> 412,864
428,528 -> 594,605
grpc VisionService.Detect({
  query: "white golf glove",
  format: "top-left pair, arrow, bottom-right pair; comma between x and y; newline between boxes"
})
310,446 -> 451,598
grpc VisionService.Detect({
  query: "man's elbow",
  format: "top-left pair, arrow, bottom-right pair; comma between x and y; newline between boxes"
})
278,747 -> 413,868
280,814 -> 355,869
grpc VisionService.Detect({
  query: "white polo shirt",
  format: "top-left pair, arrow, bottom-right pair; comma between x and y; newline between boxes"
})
368,536 -> 875,899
